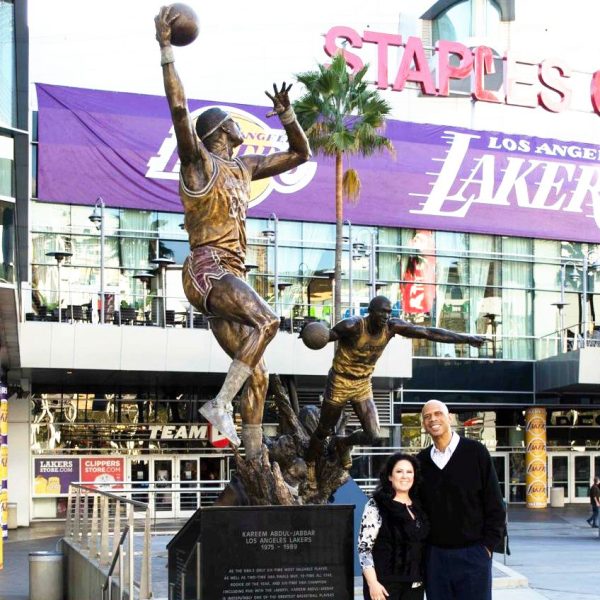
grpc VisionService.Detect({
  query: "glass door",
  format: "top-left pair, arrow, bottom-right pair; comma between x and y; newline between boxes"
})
508,452 -> 526,503
548,453 -> 570,501
491,453 -> 508,502
574,455 -> 592,502
178,457 -> 199,517
153,458 -> 175,517
130,458 -> 150,513
200,456 -> 225,507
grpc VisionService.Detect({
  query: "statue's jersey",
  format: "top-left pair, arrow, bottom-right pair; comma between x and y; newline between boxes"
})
332,317 -> 392,380
180,155 -> 251,261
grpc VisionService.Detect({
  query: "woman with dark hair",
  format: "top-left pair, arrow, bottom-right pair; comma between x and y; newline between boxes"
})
358,453 -> 429,600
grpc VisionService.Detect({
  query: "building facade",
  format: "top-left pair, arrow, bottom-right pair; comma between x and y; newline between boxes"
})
5,0 -> 600,523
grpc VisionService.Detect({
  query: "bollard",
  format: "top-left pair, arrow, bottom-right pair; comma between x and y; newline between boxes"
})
7,503 -> 17,529
29,551 -> 63,600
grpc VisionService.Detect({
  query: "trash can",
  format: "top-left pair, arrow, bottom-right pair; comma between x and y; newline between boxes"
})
29,551 -> 63,600
550,487 -> 565,508
7,503 -> 17,529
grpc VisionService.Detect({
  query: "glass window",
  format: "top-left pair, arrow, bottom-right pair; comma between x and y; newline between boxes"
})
120,209 -> 156,235
0,201 -> 14,282
0,0 -> 16,128
157,211 -> 185,235
0,134 -> 14,198
432,0 -> 501,44
433,0 -> 472,42
501,237 -> 533,359
435,232 -> 469,355
31,201 -> 70,231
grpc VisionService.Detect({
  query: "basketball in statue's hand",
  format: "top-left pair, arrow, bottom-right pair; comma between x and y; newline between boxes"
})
168,3 -> 199,46
300,322 -> 330,350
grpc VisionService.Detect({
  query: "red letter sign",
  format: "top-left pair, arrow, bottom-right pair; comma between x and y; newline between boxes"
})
591,70 -> 600,115
323,26 -> 364,73
436,40 -> 473,96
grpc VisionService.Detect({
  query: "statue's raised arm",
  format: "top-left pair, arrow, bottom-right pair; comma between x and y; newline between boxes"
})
241,82 -> 311,180
154,6 -> 212,189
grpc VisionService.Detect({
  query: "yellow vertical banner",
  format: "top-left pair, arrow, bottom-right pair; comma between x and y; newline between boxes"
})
0,384 -> 7,569
525,407 -> 547,509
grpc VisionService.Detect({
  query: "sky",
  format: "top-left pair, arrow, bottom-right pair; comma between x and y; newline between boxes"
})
27,0 -> 600,142
27,0 -> 417,106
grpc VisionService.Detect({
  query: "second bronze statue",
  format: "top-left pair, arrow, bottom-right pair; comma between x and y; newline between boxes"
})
155,5 -> 311,456
305,295 -> 487,474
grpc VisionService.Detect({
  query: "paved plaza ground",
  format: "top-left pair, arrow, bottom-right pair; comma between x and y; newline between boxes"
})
0,504 -> 598,600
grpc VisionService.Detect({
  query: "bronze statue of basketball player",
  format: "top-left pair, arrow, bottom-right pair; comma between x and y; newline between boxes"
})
306,296 -> 487,468
155,6 -> 311,457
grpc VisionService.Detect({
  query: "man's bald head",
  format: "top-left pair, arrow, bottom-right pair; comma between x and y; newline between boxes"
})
421,399 -> 452,446
421,399 -> 449,418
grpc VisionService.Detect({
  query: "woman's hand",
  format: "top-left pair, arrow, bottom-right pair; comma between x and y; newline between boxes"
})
368,580 -> 389,600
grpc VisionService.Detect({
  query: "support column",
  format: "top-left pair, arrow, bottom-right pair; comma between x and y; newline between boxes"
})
7,391 -> 31,526
525,407 -> 547,509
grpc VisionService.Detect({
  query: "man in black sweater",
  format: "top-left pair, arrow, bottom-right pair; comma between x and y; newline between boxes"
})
417,400 -> 505,600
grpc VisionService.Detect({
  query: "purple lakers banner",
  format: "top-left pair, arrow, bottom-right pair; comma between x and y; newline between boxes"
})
37,83 -> 600,242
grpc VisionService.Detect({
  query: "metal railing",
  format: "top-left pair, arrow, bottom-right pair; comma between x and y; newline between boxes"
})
65,480 -> 232,598
66,484 -> 152,600
537,322 -> 600,359
169,541 -> 201,600
23,285 -> 340,328
102,525 -> 130,600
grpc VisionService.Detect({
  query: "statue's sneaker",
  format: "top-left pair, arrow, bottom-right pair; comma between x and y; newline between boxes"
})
199,400 -> 240,446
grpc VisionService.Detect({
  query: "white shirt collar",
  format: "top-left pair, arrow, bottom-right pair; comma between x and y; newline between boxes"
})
431,431 -> 459,457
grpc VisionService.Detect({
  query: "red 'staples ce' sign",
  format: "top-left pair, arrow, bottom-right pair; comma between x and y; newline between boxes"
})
324,26 -> 600,116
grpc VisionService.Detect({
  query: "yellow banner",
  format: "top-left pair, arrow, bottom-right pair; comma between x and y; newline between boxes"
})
525,407 -> 547,508
0,394 -> 7,568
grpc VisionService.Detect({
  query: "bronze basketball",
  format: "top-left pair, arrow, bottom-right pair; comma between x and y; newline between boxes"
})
300,321 -> 330,350
168,3 -> 199,47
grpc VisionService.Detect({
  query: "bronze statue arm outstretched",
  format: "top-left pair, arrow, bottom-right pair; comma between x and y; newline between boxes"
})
242,83 -> 312,181
389,318 -> 487,347
155,6 -> 213,186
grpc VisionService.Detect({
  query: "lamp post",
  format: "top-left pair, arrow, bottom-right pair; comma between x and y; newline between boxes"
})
151,257 -> 175,327
45,250 -> 72,323
89,197 -> 106,324
132,271 -> 155,326
262,213 -> 279,315
322,268 -> 336,324
556,252 -> 600,348
344,220 -> 352,316
582,251 -> 600,345
552,263 -> 571,353
352,229 -> 377,300
483,312 -> 499,358
369,230 -> 377,299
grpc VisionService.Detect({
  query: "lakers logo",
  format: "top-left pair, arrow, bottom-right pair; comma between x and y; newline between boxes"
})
146,105 -> 317,208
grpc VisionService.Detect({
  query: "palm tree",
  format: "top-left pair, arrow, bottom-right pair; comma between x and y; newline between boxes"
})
294,53 -> 394,324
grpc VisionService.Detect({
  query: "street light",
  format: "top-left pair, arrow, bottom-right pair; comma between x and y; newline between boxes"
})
582,251 -> 600,345
552,262 -> 574,352
45,250 -> 72,323
262,213 -> 279,315
352,229 -> 377,300
132,271 -> 155,326
151,256 -> 175,327
344,220 -> 353,316
556,251 -> 600,347
89,197 -> 106,324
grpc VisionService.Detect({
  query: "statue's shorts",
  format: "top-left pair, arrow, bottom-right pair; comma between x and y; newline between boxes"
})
323,369 -> 373,408
182,245 -> 245,316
